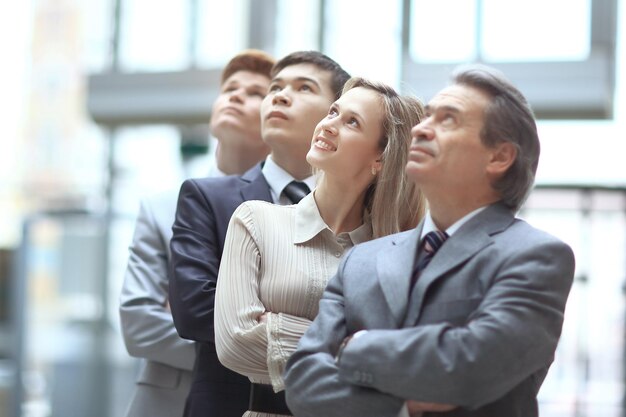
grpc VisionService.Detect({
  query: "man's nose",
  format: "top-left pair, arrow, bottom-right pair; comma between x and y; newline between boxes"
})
411,120 -> 433,141
272,89 -> 291,105
228,88 -> 244,103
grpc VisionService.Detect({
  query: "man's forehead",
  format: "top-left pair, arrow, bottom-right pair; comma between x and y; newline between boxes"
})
428,84 -> 489,112
223,70 -> 269,86
273,63 -> 330,82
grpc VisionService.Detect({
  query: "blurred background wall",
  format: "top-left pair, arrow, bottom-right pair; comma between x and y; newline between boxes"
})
0,1 -> 625,416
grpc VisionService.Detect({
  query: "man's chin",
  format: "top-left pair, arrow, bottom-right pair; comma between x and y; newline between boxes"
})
405,163 -> 425,183
212,121 -> 246,137
260,130 -> 292,143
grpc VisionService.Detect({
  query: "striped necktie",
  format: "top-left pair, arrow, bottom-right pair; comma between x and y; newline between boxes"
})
410,230 -> 449,293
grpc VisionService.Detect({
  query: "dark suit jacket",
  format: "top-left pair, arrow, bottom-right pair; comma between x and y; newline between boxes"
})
285,203 -> 576,417
169,163 -> 272,417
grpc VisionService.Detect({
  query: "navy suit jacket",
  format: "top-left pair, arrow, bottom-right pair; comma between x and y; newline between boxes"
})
169,163 -> 272,417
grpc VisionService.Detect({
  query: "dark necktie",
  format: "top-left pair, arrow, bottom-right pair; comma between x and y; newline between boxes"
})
282,181 -> 311,204
409,230 -> 449,293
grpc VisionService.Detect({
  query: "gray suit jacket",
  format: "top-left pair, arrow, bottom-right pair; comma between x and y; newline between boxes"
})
285,203 -> 575,417
120,190 -> 195,417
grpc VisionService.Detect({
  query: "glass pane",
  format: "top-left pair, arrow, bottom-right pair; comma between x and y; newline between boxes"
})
324,0 -> 402,86
82,0 -> 114,72
481,0 -> 591,62
17,214 -> 125,417
17,1 -> 109,208
118,0 -> 190,71
410,0 -> 477,63
196,0 -> 249,68
113,125 -> 184,215
0,0 -> 30,249
275,0 -> 320,57
523,191 -> 626,417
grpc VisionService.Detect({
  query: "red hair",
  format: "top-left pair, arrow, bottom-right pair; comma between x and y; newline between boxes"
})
221,49 -> 275,84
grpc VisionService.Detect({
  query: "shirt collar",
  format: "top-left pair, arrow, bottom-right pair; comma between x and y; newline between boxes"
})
294,191 -> 372,245
420,205 -> 488,240
345,219 -> 373,245
262,156 -> 317,203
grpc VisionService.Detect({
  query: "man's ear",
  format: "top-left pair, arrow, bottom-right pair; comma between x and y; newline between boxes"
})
486,142 -> 517,177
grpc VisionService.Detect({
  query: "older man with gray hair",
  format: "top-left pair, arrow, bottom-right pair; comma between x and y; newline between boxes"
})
284,65 -> 575,417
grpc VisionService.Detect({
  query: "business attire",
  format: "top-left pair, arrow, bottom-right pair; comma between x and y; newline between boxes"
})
285,202 -> 576,417
169,158 -> 315,417
119,152 -> 222,417
214,193 -> 372,417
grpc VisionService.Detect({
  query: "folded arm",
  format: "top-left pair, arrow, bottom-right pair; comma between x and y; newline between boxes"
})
215,203 -> 312,390
285,253 -> 406,417
337,239 -> 575,408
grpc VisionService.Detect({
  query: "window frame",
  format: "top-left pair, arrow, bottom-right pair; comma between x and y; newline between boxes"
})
400,0 -> 618,119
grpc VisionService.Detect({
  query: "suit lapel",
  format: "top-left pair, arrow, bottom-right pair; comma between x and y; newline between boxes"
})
376,227 -> 421,326
240,163 -> 272,203
404,203 -> 515,326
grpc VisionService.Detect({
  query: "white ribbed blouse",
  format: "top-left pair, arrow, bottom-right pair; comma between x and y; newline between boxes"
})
214,192 -> 372,417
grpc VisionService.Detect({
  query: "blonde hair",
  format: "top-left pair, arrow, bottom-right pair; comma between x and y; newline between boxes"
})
342,77 -> 426,238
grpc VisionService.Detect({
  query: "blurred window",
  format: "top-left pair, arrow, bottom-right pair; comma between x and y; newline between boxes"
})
410,0 -> 590,63
274,0 -> 321,57
323,0 -> 403,86
118,0 -> 191,71
196,0 -> 250,68
404,0 -> 617,119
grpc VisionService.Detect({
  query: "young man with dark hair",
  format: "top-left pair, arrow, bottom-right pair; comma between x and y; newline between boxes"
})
169,51 -> 350,417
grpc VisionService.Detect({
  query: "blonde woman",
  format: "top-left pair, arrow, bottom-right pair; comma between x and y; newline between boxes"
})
214,77 -> 426,417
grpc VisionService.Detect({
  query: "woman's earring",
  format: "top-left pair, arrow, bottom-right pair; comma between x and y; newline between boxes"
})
371,166 -> 377,176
